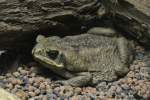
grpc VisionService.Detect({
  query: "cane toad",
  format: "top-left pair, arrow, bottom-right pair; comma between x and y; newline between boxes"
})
32,27 -> 134,86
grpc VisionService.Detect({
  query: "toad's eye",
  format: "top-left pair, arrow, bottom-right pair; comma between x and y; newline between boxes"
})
47,50 -> 59,60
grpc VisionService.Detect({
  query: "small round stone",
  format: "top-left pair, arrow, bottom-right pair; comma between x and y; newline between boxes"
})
53,87 -> 60,95
30,72 -> 36,77
17,67 -> 23,71
28,91 -> 36,97
28,86 -> 34,92
20,69 -> 28,75
28,78 -> 34,84
42,95 -> 48,100
13,72 -> 20,77
16,90 -> 26,99
6,73 -> 12,77
34,89 -> 41,95
5,83 -> 13,89
121,84 -> 130,90
74,87 -> 82,94
39,83 -> 46,90
71,96 -> 79,100
116,86 -> 123,93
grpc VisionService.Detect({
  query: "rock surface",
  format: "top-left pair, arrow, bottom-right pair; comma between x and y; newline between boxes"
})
0,0 -> 101,49
106,0 -> 150,47
0,0 -> 150,49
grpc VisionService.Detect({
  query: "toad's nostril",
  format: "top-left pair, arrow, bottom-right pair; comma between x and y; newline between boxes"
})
47,50 -> 59,60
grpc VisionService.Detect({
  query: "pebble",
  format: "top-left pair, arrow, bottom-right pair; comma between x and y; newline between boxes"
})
74,87 -> 82,95
6,73 -> 12,77
121,84 -> 130,90
28,85 -> 34,92
20,69 -> 28,75
28,78 -> 34,84
6,83 -> 13,89
39,83 -> 46,90
71,96 -> 79,100
13,72 -> 20,77
15,90 -> 26,99
34,88 -> 40,95
28,91 -> 36,97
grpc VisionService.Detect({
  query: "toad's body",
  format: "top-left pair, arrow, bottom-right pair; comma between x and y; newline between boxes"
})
32,27 -> 134,86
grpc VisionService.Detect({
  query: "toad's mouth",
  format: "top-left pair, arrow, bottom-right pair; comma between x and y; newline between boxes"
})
33,54 -> 64,68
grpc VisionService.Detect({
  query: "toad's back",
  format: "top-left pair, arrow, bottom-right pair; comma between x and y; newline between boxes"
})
51,34 -> 123,72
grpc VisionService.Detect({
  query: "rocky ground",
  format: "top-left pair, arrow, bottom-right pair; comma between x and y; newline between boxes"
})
0,45 -> 150,100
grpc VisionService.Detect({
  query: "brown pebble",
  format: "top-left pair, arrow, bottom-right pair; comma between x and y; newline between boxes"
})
34,89 -> 40,95
28,91 -> 36,97
45,84 -> 51,90
17,67 -> 23,71
134,65 -> 140,70
134,85 -> 141,91
6,83 -> 13,89
64,86 -> 73,92
28,78 -> 34,84
6,73 -> 12,77
28,86 -> 34,92
11,78 -> 19,85
33,82 -> 39,87
74,87 -> 82,94
127,78 -> 133,85
116,86 -> 122,93
97,95 -> 105,100
138,62 -> 145,67
71,96 -> 79,100
82,87 -> 96,93
16,90 -> 26,99
42,95 -> 48,100
118,79 -> 126,84
38,77 -> 45,82
39,83 -> 46,90
30,73 -> 36,77
132,78 -> 138,85
127,71 -> 135,78
20,70 -> 28,75
110,86 -> 117,91
13,72 -> 20,77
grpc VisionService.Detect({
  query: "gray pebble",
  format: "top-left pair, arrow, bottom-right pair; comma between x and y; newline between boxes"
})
121,84 -> 130,90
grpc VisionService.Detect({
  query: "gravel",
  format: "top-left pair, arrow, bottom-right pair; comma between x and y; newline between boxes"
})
0,45 -> 150,100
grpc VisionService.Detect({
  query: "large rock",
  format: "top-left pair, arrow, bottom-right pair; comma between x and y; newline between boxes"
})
101,0 -> 150,48
0,87 -> 20,100
0,0 -> 150,50
0,0 -> 101,50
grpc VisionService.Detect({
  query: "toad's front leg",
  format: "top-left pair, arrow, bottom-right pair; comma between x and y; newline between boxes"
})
55,72 -> 92,87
